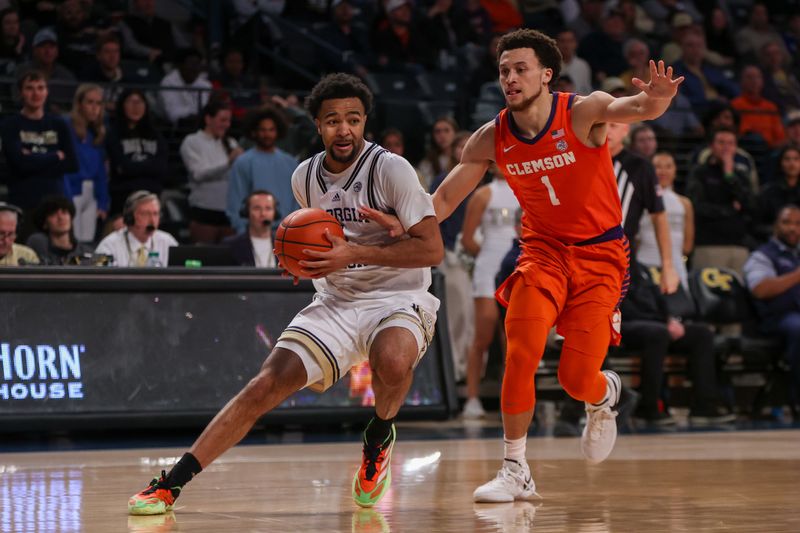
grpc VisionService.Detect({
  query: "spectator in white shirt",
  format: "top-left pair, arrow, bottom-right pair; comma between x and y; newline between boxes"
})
158,48 -> 212,126
556,28 -> 592,95
180,99 -> 243,243
95,190 -> 177,267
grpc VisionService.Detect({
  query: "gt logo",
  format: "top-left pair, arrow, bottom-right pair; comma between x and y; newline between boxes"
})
701,268 -> 733,292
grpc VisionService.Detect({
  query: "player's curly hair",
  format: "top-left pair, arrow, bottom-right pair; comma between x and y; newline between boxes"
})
305,73 -> 373,118
497,29 -> 562,81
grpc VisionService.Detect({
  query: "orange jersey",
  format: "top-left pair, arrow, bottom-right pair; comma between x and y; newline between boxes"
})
494,92 -> 622,244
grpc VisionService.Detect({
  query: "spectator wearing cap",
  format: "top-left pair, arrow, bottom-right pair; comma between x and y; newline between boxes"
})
0,203 -> 39,266
658,12 -> 695,66
673,30 -> 739,115
731,65 -> 786,148
577,7 -> 629,86
556,28 -> 592,95
26,194 -> 93,265
158,48 -> 213,126
785,111 -> 800,149
370,0 -> 437,72
601,76 -> 627,97
641,0 -> 702,40
16,27 -> 77,108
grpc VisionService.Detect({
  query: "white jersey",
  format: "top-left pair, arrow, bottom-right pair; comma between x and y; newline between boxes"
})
291,141 -> 436,301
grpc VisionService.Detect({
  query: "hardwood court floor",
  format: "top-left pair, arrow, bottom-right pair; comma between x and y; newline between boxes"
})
1,430 -> 798,532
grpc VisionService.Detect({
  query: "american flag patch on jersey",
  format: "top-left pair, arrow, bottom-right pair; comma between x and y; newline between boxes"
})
551,128 -> 565,139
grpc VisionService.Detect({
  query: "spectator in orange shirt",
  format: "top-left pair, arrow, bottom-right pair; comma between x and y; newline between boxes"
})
731,65 -> 786,148
480,0 -> 522,34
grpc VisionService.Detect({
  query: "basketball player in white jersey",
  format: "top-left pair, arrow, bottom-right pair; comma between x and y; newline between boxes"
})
128,73 -> 444,515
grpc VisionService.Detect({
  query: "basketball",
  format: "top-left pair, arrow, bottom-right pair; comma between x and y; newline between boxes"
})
274,208 -> 345,278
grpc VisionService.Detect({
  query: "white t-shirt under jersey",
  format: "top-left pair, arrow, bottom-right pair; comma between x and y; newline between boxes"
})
291,141 -> 436,301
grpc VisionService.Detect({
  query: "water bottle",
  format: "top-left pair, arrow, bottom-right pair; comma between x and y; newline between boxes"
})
145,251 -> 163,267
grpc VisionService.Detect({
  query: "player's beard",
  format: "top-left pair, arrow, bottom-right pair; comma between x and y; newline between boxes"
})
328,138 -> 363,164
506,86 -> 542,112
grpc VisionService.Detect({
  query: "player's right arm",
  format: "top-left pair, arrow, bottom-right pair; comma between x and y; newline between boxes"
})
432,121 -> 494,222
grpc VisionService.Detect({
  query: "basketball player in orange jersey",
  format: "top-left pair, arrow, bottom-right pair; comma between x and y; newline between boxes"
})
429,28 -> 682,501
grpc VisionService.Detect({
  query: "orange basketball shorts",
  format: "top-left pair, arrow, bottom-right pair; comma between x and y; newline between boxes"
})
496,231 -> 630,346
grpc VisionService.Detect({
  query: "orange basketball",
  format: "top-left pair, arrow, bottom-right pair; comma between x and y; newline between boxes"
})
274,208 -> 345,278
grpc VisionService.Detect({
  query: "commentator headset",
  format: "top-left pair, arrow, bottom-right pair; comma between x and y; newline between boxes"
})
239,190 -> 279,224
0,201 -> 24,222
122,191 -> 159,259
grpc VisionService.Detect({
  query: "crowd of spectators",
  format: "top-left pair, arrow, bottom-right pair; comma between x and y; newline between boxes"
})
0,0 -> 799,417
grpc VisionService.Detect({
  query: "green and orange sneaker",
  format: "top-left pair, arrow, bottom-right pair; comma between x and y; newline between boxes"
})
352,424 -> 396,508
128,470 -> 181,515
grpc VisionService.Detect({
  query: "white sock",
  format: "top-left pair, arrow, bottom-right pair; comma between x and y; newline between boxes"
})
503,435 -> 527,465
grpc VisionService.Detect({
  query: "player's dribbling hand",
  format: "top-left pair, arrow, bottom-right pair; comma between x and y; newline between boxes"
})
358,206 -> 404,238
274,252 -> 300,285
299,229 -> 357,278
631,60 -> 684,99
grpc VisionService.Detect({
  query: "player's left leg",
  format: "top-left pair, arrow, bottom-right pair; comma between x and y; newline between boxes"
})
350,326 -> 419,508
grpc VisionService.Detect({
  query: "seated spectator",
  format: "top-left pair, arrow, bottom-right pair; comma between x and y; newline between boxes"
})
226,107 -> 298,234
620,265 -> 734,426
370,0 -> 437,72
63,83 -> 110,242
0,71 -> 78,238
181,100 -> 242,244
620,38 -> 650,94
26,195 -> 93,265
381,127 -> 426,186
256,79 -> 320,160
735,3 -> 788,62
418,116 -> 458,189
686,127 -> 754,275
316,0 -> 373,79
616,0 -> 654,39
692,103 -> 760,193
731,65 -> 786,148
601,76 -> 627,97
629,124 -> 658,159
638,152 -> 694,289
119,0 -> 176,64
55,0 -> 102,74
651,91 -> 703,137
556,28 -> 591,95
758,146 -> 800,229
158,48 -> 212,126
106,88 -> 169,216
16,28 -> 78,108
0,8 -> 26,74
423,0 -> 479,64
703,6 -> 737,67
210,47 -> 259,121
744,205 -> 800,410
479,0 -> 523,34
577,8 -> 628,86
95,190 -> 177,267
224,190 -> 277,268
760,40 -> 800,113
0,203 -> 39,266
673,31 -> 739,115
566,0 -> 603,40
642,0 -> 702,40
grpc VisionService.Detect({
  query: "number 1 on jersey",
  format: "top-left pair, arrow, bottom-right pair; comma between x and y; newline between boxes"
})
540,175 -> 561,206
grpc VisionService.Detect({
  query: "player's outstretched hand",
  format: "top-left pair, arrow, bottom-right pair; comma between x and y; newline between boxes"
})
632,60 -> 684,99
274,252 -> 300,285
299,229 -> 357,278
359,206 -> 405,238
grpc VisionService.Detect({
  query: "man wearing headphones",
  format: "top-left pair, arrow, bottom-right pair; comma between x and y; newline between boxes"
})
224,190 -> 278,267
0,202 -> 40,266
95,190 -> 177,266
